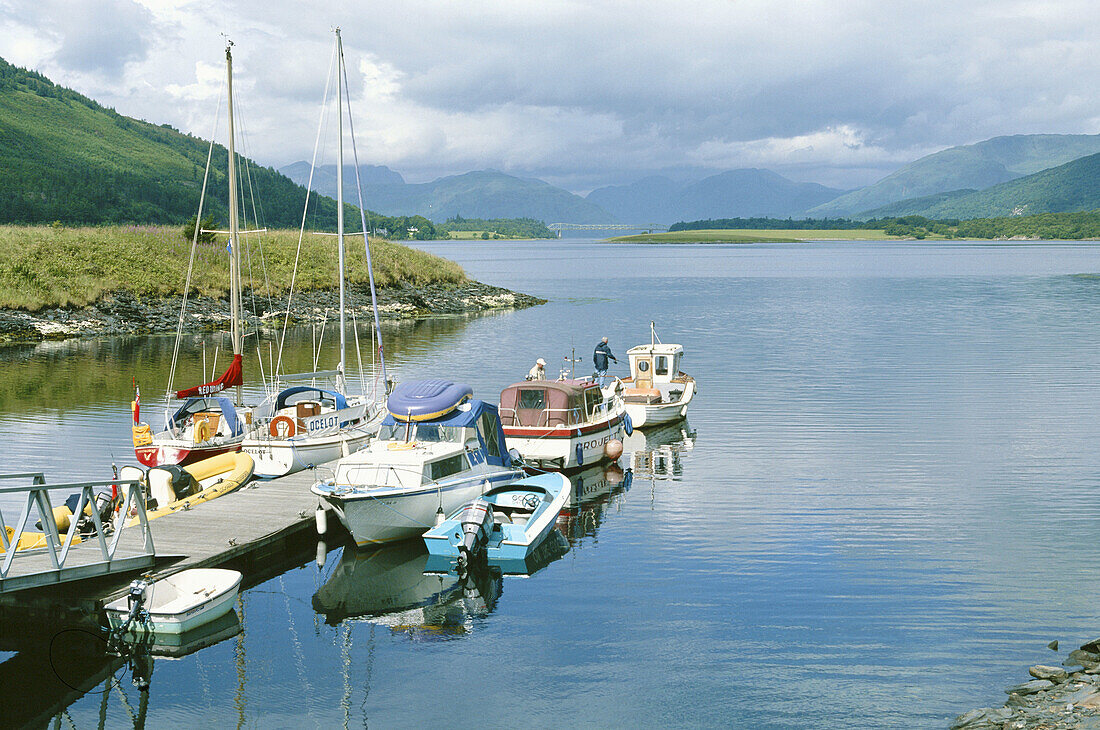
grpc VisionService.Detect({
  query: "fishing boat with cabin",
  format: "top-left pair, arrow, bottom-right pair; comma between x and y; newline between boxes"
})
611,322 -> 696,428
311,379 -> 526,546
498,377 -> 628,470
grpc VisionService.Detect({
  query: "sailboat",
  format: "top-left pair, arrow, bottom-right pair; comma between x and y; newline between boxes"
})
132,41 -> 257,468
240,28 -> 388,478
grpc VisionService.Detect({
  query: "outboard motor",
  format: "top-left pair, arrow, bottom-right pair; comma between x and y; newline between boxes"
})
455,498 -> 494,563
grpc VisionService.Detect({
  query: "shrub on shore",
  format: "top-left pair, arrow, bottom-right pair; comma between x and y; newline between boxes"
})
0,225 -> 466,311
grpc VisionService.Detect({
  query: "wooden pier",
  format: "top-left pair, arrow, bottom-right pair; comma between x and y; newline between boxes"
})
0,466 -> 335,609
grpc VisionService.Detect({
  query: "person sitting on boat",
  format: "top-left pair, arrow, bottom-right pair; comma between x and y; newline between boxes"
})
593,337 -> 618,386
527,358 -> 547,381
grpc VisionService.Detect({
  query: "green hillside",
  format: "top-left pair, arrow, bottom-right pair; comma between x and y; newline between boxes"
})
0,57 -> 340,229
858,153 -> 1100,219
810,134 -> 1100,218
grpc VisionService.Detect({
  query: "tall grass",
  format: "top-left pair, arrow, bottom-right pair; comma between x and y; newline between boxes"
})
0,226 -> 466,310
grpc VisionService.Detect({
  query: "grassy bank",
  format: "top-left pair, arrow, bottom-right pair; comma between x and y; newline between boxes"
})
0,225 -> 466,311
609,229 -> 905,243
610,230 -> 800,243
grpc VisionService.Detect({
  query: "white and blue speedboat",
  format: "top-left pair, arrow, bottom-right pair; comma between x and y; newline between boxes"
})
311,379 -> 526,546
422,472 -> 570,570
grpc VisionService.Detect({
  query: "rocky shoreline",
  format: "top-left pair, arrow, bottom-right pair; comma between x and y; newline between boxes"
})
0,280 -> 546,344
953,639 -> 1100,729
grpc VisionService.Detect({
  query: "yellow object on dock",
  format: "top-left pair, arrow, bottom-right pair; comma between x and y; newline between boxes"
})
127,452 -> 255,526
1,525 -> 82,553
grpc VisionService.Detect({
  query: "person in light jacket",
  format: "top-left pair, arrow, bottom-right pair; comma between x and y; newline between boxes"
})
593,337 -> 617,386
527,358 -> 547,380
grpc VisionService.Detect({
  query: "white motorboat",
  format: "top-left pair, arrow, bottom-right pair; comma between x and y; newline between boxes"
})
612,322 -> 696,428
311,379 -> 526,546
105,568 -> 242,636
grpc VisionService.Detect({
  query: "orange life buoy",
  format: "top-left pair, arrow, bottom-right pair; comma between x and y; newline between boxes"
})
270,415 -> 297,439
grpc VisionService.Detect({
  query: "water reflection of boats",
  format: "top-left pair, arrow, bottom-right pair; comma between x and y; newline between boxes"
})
556,462 -> 633,546
311,541 -> 502,638
624,418 -> 696,481
127,607 -> 242,658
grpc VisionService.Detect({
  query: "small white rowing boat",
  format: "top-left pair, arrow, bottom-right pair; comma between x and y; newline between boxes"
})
105,568 -> 242,635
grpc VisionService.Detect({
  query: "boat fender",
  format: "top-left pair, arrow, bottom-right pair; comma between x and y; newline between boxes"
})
623,412 -> 633,436
576,443 -> 584,466
269,415 -> 296,439
315,506 -> 327,535
604,439 -> 623,460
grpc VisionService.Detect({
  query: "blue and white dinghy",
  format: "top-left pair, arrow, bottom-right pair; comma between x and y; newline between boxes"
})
312,379 -> 526,546
423,472 -> 570,567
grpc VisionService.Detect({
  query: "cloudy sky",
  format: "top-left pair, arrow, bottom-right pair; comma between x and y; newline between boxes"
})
2,0 -> 1099,192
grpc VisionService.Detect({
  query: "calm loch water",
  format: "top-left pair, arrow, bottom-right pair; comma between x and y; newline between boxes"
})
5,239 -> 1100,728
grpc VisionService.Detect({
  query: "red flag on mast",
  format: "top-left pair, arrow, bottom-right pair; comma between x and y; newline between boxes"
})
175,354 -> 244,399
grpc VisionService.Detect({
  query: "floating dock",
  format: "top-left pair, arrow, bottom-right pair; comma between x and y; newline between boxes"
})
0,467 -> 334,609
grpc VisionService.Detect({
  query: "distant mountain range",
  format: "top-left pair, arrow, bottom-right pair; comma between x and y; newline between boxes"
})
279,166 -> 613,224
6,54 -> 1100,230
587,170 -> 844,224
808,134 -> 1100,218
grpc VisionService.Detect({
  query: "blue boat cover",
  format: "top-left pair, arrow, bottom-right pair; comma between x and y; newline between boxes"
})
169,396 -> 242,436
274,386 -> 349,412
381,396 -> 513,468
387,379 -> 472,422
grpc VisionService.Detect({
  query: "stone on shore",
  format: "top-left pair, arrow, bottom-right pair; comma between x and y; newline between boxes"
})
1004,679 -> 1054,696
1065,649 -> 1100,670
1029,665 -> 1068,683
950,707 -> 1013,729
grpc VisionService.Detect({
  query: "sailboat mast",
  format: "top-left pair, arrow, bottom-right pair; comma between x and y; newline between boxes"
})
226,42 -> 243,402
335,28 -> 348,382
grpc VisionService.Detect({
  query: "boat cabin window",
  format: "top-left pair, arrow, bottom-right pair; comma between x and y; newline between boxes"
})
655,356 -> 669,376
637,360 -> 650,373
427,453 -> 467,481
479,412 -> 502,460
518,389 -> 546,410
377,423 -> 463,443
583,388 -> 603,418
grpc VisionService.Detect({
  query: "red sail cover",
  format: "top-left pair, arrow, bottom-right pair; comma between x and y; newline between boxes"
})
175,354 -> 244,399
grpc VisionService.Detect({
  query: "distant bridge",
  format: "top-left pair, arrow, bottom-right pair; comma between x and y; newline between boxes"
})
547,223 -> 669,237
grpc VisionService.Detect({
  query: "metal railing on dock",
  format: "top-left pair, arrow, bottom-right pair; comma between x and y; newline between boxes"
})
0,473 -> 156,593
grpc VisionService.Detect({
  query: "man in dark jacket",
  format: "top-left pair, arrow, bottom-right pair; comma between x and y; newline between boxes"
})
593,337 -> 617,386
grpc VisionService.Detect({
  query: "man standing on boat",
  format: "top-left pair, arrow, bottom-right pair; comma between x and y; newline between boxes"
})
593,337 -> 618,386
527,358 -> 547,380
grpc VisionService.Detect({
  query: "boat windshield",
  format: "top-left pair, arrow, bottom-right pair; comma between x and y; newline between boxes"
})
378,423 -> 464,443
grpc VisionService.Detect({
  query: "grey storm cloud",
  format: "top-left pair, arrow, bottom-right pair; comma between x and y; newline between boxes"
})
4,0 -> 1100,190
8,0 -> 156,78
